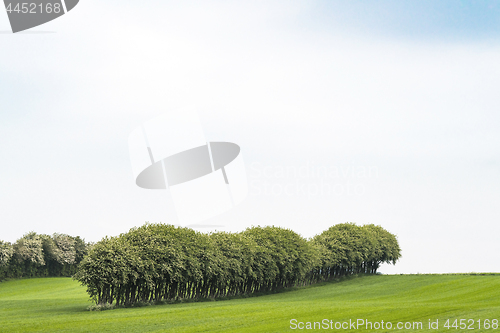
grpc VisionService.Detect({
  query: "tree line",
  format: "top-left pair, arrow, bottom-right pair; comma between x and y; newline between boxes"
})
73,223 -> 401,306
0,232 -> 89,280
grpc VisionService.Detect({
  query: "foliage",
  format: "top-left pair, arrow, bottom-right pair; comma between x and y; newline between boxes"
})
310,223 -> 402,281
74,223 -> 401,306
0,232 -> 90,280
0,241 -> 14,267
0,223 -> 400,303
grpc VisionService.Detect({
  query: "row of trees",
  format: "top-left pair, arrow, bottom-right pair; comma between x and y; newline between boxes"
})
0,232 -> 89,280
74,223 -> 401,306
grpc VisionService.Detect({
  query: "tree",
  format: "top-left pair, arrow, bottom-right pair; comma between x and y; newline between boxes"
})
0,241 -> 13,267
74,223 -> 402,306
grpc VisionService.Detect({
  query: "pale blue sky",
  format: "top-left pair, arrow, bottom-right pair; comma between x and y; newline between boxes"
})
310,0 -> 500,40
1,1 -> 500,274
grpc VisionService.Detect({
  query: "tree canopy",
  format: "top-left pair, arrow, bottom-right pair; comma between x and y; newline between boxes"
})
72,223 -> 401,306
0,233 -> 89,280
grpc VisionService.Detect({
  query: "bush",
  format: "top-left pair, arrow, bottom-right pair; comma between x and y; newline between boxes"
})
74,223 -> 401,306
0,232 -> 90,280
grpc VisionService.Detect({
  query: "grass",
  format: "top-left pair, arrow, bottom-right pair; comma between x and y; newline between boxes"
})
0,274 -> 499,332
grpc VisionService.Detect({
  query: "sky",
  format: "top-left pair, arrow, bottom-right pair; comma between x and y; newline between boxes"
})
1,0 -> 500,274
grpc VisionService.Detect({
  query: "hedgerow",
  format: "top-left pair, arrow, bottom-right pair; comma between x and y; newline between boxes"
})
73,223 -> 401,306
0,233 -> 89,280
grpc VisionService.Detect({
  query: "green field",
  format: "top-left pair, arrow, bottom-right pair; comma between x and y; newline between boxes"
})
0,275 -> 499,332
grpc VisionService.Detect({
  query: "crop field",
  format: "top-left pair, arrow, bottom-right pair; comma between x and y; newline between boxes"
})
0,274 -> 499,332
